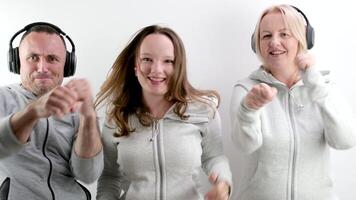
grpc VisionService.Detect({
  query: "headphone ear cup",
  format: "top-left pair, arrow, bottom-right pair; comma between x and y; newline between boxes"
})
251,33 -> 256,53
64,51 -> 76,77
8,47 -> 20,74
64,51 -> 71,77
306,25 -> 315,49
70,52 -> 76,76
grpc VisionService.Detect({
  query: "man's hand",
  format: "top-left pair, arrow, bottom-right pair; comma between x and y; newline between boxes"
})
32,85 -> 78,118
30,78 -> 95,118
64,79 -> 95,117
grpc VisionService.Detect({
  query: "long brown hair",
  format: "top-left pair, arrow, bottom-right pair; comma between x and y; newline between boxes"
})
95,25 -> 219,137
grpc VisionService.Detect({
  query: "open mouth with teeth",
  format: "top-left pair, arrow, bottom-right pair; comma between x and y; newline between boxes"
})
147,76 -> 167,85
269,50 -> 286,56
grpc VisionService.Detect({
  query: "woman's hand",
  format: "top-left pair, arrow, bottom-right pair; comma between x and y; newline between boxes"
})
205,173 -> 230,200
295,53 -> 315,70
244,83 -> 277,110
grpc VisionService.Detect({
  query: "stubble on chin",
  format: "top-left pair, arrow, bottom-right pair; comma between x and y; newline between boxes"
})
25,80 -> 61,97
34,86 -> 52,96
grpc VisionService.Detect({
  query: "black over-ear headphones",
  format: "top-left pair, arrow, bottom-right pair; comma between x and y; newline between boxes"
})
251,5 -> 315,53
8,22 -> 76,77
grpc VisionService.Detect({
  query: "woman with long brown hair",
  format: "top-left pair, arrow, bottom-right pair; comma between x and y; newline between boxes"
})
96,25 -> 231,200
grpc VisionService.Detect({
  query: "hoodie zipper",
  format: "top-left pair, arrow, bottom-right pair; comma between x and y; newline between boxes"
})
260,69 -> 300,200
152,120 -> 165,200
287,91 -> 298,200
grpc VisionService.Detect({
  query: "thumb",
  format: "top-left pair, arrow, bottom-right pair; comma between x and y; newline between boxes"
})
260,83 -> 277,101
208,173 -> 218,184
270,86 -> 278,97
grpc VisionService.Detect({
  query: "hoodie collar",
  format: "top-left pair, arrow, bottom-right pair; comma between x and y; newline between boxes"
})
249,66 -> 304,89
131,97 -> 217,125
162,97 -> 216,123
10,83 -> 38,100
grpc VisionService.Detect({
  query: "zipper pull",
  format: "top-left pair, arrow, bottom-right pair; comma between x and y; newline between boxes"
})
150,120 -> 159,142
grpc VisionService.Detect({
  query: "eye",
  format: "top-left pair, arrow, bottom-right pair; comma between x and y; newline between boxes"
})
280,32 -> 290,38
261,34 -> 272,39
27,54 -> 39,62
47,55 -> 60,63
165,59 -> 174,64
141,57 -> 152,62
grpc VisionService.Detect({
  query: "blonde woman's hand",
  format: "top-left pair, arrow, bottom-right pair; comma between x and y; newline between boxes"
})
244,83 -> 277,110
295,53 -> 315,70
205,174 -> 230,200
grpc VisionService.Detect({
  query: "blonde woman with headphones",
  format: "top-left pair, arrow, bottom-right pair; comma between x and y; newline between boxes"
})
230,4 -> 356,200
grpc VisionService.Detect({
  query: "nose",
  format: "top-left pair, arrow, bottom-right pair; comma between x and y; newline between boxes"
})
269,35 -> 281,47
36,57 -> 49,73
150,61 -> 164,73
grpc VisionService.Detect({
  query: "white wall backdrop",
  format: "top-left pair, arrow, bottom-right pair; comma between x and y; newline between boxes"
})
1,0 -> 355,199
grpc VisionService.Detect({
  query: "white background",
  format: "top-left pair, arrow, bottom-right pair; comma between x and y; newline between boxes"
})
1,0 -> 355,199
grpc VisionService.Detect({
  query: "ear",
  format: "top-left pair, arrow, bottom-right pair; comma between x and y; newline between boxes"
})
134,67 -> 137,76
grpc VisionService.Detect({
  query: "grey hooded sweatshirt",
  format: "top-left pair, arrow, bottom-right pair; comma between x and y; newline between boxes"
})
97,98 -> 232,200
0,84 -> 104,200
230,67 -> 356,200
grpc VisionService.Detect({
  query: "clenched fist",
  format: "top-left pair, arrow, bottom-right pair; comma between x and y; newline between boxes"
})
244,83 -> 277,110
205,173 -> 230,200
30,78 -> 94,118
295,53 -> 315,70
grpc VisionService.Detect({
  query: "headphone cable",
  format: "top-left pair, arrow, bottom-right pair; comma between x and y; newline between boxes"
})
42,118 -> 55,200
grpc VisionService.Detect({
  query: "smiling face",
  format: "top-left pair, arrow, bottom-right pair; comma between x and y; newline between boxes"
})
19,32 -> 66,96
259,11 -> 299,74
135,33 -> 175,101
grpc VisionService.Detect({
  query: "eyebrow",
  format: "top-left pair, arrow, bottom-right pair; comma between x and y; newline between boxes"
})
140,53 -> 152,56
47,54 -> 61,59
139,53 -> 174,59
26,52 -> 61,60
261,28 -> 289,33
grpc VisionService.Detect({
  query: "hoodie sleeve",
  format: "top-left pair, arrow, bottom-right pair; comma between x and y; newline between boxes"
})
229,82 -> 263,154
0,115 -> 25,159
303,67 -> 356,149
0,87 -> 26,159
201,110 -> 232,188
70,117 -> 104,184
96,121 -> 129,200
70,145 -> 104,184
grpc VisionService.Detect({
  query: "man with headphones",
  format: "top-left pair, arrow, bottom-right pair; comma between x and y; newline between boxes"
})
0,22 -> 103,200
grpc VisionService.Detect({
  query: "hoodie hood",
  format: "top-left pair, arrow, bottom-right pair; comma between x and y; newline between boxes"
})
248,66 -> 331,88
163,96 -> 217,123
8,84 -> 37,101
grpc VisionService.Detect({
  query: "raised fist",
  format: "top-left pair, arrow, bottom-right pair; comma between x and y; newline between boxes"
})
244,83 -> 277,110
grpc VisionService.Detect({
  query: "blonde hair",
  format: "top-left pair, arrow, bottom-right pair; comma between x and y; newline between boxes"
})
95,25 -> 219,137
253,4 -> 308,59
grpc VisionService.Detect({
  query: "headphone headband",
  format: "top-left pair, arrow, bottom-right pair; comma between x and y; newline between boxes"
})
290,6 -> 310,26
9,22 -> 75,52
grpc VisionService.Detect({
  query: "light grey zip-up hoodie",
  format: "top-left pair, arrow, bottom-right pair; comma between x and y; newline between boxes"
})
97,98 -> 232,200
0,84 -> 104,200
230,67 -> 356,200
